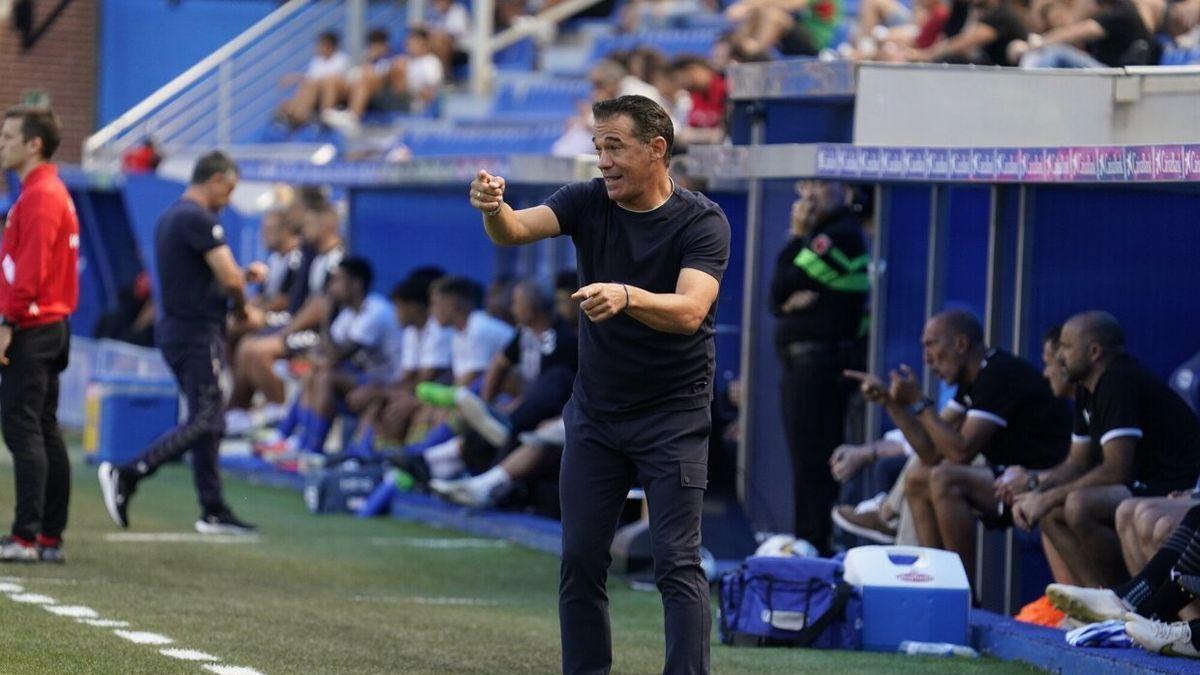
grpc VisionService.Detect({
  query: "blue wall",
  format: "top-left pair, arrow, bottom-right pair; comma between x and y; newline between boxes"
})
98,0 -> 277,126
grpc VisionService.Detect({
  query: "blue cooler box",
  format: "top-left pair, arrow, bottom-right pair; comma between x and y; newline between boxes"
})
842,545 -> 970,651
83,375 -> 179,466
304,464 -> 386,514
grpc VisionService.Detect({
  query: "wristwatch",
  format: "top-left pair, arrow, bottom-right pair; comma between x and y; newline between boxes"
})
909,397 -> 935,416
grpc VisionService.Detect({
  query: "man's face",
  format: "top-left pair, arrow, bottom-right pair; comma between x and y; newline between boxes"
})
796,180 -> 844,220
328,267 -> 351,304
208,170 -> 238,211
594,114 -> 661,206
368,39 -> 390,60
317,38 -> 336,58
394,299 -> 422,327
0,118 -> 34,173
1057,321 -> 1094,384
1042,339 -> 1072,398
921,318 -> 968,384
261,214 -> 283,251
406,35 -> 430,57
429,291 -> 456,327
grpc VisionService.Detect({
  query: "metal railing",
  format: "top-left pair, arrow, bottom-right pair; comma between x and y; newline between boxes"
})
83,0 -> 407,171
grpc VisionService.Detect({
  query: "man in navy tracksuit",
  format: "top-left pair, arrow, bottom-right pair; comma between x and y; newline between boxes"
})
99,151 -> 264,534
470,94 -> 731,674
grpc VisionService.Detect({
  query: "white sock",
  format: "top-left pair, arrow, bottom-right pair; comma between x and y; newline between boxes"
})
467,466 -> 512,502
429,456 -> 465,480
423,438 -> 461,463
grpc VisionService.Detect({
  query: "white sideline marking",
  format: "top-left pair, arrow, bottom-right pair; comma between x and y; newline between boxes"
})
80,619 -> 130,628
369,537 -> 509,549
10,593 -> 55,604
353,595 -> 500,606
160,648 -> 220,661
113,630 -> 173,645
203,666 -> 267,675
105,532 -> 260,545
0,582 -> 24,593
45,605 -> 99,618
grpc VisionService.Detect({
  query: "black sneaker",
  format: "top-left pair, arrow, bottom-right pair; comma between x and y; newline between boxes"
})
98,462 -> 136,529
0,536 -> 39,563
195,510 -> 258,536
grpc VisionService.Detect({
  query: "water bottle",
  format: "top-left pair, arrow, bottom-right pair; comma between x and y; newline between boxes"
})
898,641 -> 979,658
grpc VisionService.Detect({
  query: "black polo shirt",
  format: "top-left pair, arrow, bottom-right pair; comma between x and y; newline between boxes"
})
545,178 -> 731,419
950,348 -> 1071,469
154,198 -> 227,341
1073,354 -> 1200,491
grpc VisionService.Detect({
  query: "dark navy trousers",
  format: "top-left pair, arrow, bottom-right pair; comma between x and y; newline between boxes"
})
559,397 -> 711,675
123,329 -> 227,514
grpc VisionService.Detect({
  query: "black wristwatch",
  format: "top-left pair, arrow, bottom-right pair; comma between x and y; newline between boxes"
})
909,397 -> 935,416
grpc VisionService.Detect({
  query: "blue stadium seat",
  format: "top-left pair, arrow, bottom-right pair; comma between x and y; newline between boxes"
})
491,78 -> 591,119
588,27 -> 726,62
396,121 -> 565,156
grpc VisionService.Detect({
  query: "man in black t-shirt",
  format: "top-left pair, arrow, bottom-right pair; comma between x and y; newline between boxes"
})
848,310 -> 1070,584
1013,0 -> 1159,67
469,95 -> 730,675
1012,312 -> 1200,587
99,152 -> 264,535
909,0 -> 1028,65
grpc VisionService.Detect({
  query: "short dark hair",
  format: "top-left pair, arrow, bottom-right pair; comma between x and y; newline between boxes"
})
4,107 -> 62,160
409,26 -> 430,41
934,309 -> 984,347
337,256 -> 373,292
592,95 -> 674,167
432,275 -> 483,309
367,27 -> 390,45
391,267 -> 444,305
555,270 -> 577,292
191,151 -> 238,184
318,31 -> 340,48
1042,324 -> 1063,347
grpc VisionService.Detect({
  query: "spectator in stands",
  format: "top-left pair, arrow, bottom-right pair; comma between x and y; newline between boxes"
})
323,28 -> 444,137
426,0 -> 471,74
724,0 -> 843,56
771,181 -> 869,555
1047,504 -> 1200,658
847,310 -> 1071,584
431,280 -> 579,503
282,257 -> 403,457
668,56 -> 728,145
1011,311 -> 1200,587
1012,0 -> 1161,66
319,27 -> 395,136
905,0 -> 1028,65
341,267 -> 454,457
278,31 -> 352,129
229,198 -> 345,425
555,270 -> 580,329
853,0 -> 915,46
590,58 -> 669,109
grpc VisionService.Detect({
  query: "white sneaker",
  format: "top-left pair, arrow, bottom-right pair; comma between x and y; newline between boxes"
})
1046,584 -> 1132,623
1125,614 -> 1200,658
320,108 -> 362,138
429,478 -> 487,508
454,388 -> 510,448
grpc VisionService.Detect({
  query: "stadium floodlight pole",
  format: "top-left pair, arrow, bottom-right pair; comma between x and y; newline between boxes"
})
470,0 -> 496,95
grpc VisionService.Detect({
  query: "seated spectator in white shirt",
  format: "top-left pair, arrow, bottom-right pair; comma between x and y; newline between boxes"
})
278,31 -> 352,128
426,0 -> 472,73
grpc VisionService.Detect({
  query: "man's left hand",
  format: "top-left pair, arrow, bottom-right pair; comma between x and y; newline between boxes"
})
572,283 -> 629,323
0,324 -> 11,366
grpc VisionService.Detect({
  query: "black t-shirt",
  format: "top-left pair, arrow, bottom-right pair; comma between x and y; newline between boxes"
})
1073,354 -> 1200,490
154,198 -> 227,339
951,348 -> 1071,469
503,317 -> 579,378
545,178 -> 731,418
978,4 -> 1027,65
770,207 -> 868,346
1089,0 -> 1157,66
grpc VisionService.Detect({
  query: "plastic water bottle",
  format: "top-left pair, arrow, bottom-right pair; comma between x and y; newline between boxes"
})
898,641 -> 979,658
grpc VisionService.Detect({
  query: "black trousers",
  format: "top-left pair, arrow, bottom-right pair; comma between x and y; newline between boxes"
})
123,334 -> 227,514
1,321 -> 70,543
778,341 -> 856,554
559,398 -> 711,675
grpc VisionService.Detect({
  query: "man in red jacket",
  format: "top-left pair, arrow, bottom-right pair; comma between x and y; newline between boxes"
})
0,107 -> 79,563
